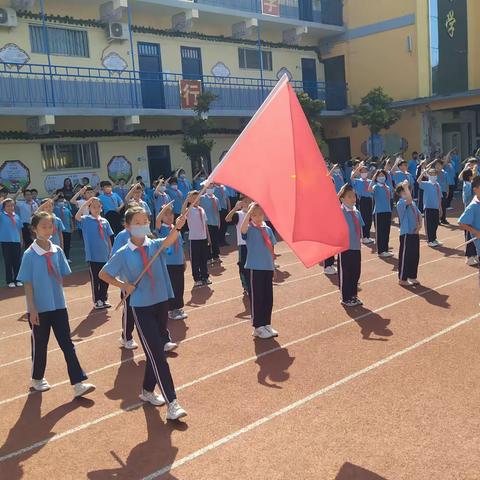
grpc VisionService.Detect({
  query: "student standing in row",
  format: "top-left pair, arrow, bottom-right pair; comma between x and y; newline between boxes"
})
241,202 -> 278,339
396,181 -> 421,286
75,197 -> 113,309
369,170 -> 393,258
200,186 -> 221,264
113,178 -> 129,202
167,178 -> 184,219
226,196 -> 251,296
125,183 -> 152,218
17,189 -> 38,248
153,180 -> 171,217
183,191 -> 211,287
0,198 -> 23,288
214,184 -> 230,246
99,206 -> 187,419
18,211 -> 95,397
54,194 -> 73,262
98,181 -> 124,237
351,161 -> 374,245
337,184 -> 364,307
459,167 -> 478,265
38,199 -> 65,251
435,159 -> 449,225
177,169 -> 192,200
418,165 -> 443,248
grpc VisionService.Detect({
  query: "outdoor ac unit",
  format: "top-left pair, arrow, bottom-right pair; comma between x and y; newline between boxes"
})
113,117 -> 135,133
100,0 -> 128,22
27,117 -> 52,135
0,8 -> 17,27
107,22 -> 129,41
11,0 -> 36,9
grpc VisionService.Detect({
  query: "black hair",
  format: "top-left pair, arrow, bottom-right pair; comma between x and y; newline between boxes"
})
30,189 -> 38,194
100,181 -> 112,188
372,169 -> 387,182
124,205 -> 147,225
31,211 -> 54,229
412,151 -> 418,156
471,176 -> 480,190
462,169 -> 473,182
398,160 -> 408,167
338,184 -> 355,200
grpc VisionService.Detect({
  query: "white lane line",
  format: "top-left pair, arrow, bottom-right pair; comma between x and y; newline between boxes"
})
0,270 -> 474,460
143,309 -> 480,479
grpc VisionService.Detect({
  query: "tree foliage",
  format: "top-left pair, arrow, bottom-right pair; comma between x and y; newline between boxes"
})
296,92 -> 325,150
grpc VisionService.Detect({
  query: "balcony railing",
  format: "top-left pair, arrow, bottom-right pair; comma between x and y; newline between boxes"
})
0,63 -> 348,112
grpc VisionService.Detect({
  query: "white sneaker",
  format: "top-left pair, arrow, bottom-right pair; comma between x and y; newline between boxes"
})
31,378 -> 51,392
178,309 -> 188,320
94,300 -> 106,309
73,382 -> 96,398
103,301 -> 112,308
427,241 -> 438,248
398,280 -> 411,286
379,251 -> 394,258
341,299 -> 358,307
324,266 -> 337,275
193,280 -> 203,288
466,256 -> 478,266
264,325 -> 279,337
8,282 -> 15,288
16,281 -> 23,287
139,389 -> 165,406
434,240 -> 443,246
252,326 -> 274,339
166,399 -> 187,420
408,278 -> 420,285
120,338 -> 138,349
169,310 -> 185,321
164,342 -> 178,352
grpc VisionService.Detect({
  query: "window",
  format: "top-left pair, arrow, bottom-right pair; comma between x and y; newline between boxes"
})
238,48 -> 272,71
41,143 -> 100,171
30,25 -> 90,57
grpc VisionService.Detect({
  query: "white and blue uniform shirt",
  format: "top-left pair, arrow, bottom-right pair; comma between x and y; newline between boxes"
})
352,178 -> 373,199
242,223 -> 277,271
372,183 -> 392,214
444,163 -> 456,186
225,186 -> 237,198
214,186 -> 228,210
98,192 -> 123,214
113,185 -> 129,201
158,224 -> 184,265
103,237 -> 174,307
18,241 -> 71,313
332,172 -> 345,193
436,170 -> 449,193
80,215 -> 113,262
408,159 -> 419,178
17,201 -> 38,224
177,177 -> 192,198
397,199 -> 421,235
51,215 -> 65,247
342,205 -> 364,250
200,194 -> 220,227
393,171 -> 414,189
458,200 -> 480,255
54,204 -> 73,234
419,181 -> 442,210
111,229 -> 131,255
463,182 -> 473,207
167,187 -> 183,215
0,211 -> 22,242
154,191 -> 172,215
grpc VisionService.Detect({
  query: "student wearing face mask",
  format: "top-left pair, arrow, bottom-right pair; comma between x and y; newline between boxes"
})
153,179 -> 172,217
193,170 -> 207,191
368,169 -> 393,258
418,165 -> 442,247
53,193 -> 73,262
337,185 -> 364,307
396,181 -> 421,286
99,206 -> 187,420
328,163 -> 345,194
200,185 -> 221,264
351,161 -> 374,245
176,169 -> 192,199
166,178 -> 184,218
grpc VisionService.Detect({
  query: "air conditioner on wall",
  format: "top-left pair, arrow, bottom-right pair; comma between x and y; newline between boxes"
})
113,117 -> 139,133
107,22 -> 130,41
0,7 -> 17,28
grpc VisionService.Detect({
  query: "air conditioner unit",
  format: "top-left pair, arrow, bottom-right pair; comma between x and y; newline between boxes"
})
107,22 -> 129,41
113,117 -> 135,133
27,117 -> 52,135
100,0 -> 128,22
11,0 -> 36,9
0,8 -> 17,28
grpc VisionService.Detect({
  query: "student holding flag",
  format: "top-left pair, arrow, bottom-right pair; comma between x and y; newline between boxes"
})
18,211 -> 95,398
0,198 -> 23,288
368,169 -> 393,258
99,205 -> 187,420
351,161 -> 374,245
241,202 -> 278,339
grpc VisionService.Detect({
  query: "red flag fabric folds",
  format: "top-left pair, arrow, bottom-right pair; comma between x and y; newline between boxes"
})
210,76 -> 349,268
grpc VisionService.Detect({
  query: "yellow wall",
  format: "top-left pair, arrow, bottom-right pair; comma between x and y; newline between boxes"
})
467,0 -> 480,90
343,0 -> 416,29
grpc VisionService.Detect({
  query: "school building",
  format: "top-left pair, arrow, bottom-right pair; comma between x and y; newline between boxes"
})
0,0 -> 476,195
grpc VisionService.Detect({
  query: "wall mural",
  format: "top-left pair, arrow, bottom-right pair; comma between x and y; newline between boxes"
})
44,173 -> 100,194
107,155 -> 133,183
276,67 -> 292,80
211,62 -> 231,78
102,52 -> 128,72
0,160 -> 31,193
0,43 -> 30,70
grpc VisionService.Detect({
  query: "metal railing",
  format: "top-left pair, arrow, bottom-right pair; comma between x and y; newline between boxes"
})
0,63 -> 348,111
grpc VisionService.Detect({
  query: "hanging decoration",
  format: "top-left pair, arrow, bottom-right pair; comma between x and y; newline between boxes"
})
211,62 -> 231,78
0,43 -> 30,69
102,52 -> 128,71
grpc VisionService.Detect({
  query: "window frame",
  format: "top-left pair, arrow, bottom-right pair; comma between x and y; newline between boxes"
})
41,142 -> 100,171
238,47 -> 273,71
29,24 -> 90,58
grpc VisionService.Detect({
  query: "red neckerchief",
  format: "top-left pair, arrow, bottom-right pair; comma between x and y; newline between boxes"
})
343,205 -> 361,239
5,212 -> 16,227
136,245 -> 155,291
95,217 -> 105,240
250,222 -> 274,259
44,252 -> 62,283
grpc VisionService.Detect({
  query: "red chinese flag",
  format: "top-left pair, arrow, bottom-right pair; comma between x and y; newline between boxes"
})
210,75 -> 349,268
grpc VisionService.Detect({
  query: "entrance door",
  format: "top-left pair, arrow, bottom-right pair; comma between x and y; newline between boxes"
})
442,124 -> 463,158
147,146 -> 172,181
298,0 -> 313,21
301,58 -> 318,100
326,137 -> 351,165
323,55 -> 347,110
138,42 -> 165,109
181,47 -> 203,80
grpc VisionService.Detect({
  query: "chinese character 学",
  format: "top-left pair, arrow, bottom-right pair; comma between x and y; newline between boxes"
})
180,80 -> 201,109
445,10 -> 456,38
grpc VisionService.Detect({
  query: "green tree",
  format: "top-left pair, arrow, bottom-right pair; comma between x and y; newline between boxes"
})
297,92 -> 325,151
353,87 -> 402,156
182,91 -> 218,174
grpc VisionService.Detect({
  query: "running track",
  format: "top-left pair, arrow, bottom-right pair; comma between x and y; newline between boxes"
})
0,208 -> 479,479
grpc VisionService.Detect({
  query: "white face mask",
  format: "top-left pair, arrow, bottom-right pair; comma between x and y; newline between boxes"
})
360,172 -> 368,179
206,188 -> 215,195
377,177 -> 386,184
428,175 -> 437,183
159,186 -> 166,192
130,225 -> 150,238
334,169 -> 341,175
171,185 -> 178,190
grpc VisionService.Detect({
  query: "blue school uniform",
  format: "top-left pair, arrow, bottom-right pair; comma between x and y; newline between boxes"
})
463,182 -> 473,207
393,171 -> 414,189
214,186 -> 228,210
372,183 -> 392,214
194,178 -> 207,190
111,229 -> 131,255
342,206 -> 364,250
332,172 -> 345,193
103,237 -> 174,307
159,224 -> 184,265
154,192 -> 172,215
80,215 -> 113,262
0,211 -> 22,242
419,181 -> 442,209
200,195 -> 220,227
397,199 -> 421,235
444,164 -> 456,186
458,200 -> 480,255
17,242 -> 71,313
54,204 -> 73,233
436,170 -> 448,193
50,215 -> 65,247
408,159 -> 419,178
113,186 -> 129,201
17,201 -> 38,224
177,177 -> 192,198
242,223 -> 277,271
167,188 -> 183,215
385,172 -> 394,191
98,192 -> 123,214
135,199 -> 151,217
352,178 -> 373,198
225,186 -> 237,198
